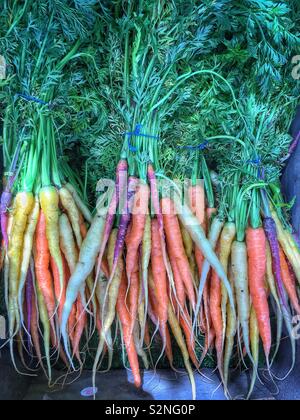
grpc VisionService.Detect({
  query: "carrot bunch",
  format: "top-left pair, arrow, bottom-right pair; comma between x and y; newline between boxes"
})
2,0 -> 300,403
1,113 -> 93,382
56,125 -> 240,401
188,99 -> 300,399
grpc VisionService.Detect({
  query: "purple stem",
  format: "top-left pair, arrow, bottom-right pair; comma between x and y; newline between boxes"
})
263,216 -> 288,309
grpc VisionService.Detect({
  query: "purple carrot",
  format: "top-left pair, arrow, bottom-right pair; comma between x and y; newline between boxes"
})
102,175 -> 139,315
113,175 -> 139,264
26,268 -> 34,350
1,142 -> 24,248
263,216 -> 288,309
95,159 -> 128,281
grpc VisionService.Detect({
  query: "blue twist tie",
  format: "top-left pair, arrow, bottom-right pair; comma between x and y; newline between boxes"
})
16,93 -> 49,106
248,155 -> 262,166
125,124 -> 159,152
176,140 -> 209,151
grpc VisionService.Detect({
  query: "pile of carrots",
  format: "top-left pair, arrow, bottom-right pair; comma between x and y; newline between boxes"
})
0,119 -> 93,381
2,1 -> 300,402
55,141 -> 230,396
3,135 -> 300,398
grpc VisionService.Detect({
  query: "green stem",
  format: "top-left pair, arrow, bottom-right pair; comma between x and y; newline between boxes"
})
201,154 -> 214,209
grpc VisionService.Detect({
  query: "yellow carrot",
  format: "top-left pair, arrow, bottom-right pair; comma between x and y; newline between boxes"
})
100,230 -> 123,342
18,196 -> 40,327
8,192 -> 34,338
39,186 -> 64,308
270,209 -> 300,283
180,221 -> 193,259
35,279 -> 52,381
59,186 -> 82,248
168,303 -> 196,400
92,229 -> 123,390
223,259 -> 237,395
61,199 -> 108,363
140,214 -> 151,344
59,213 -> 78,274
86,274 -> 98,336
219,222 -> 236,343
223,302 -> 236,395
64,182 -> 92,224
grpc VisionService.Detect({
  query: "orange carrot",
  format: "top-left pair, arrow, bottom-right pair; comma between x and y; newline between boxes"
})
210,267 -> 224,380
203,281 -> 212,336
279,247 -> 300,315
189,184 -> 211,337
151,219 -> 168,346
195,248 -> 204,276
117,272 -> 141,388
246,227 -> 271,358
35,211 -> 56,341
50,255 -> 68,322
199,325 -> 215,368
63,259 -> 76,339
72,296 -> 87,361
148,274 -> 173,366
144,321 -> 150,348
161,197 -> 195,308
169,255 -> 186,309
189,183 -> 206,278
179,307 -> 199,368
126,182 -> 149,281
128,257 -> 139,335
101,259 -> 110,279
68,300 -> 77,344
79,212 -> 88,239
188,183 -> 205,227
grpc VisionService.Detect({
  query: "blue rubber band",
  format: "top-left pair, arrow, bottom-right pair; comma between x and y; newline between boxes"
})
16,93 -> 49,106
125,124 -> 159,152
176,140 -> 209,151
248,155 -> 262,165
